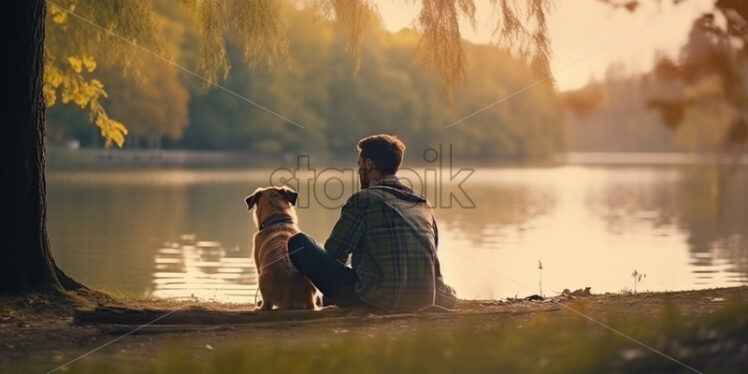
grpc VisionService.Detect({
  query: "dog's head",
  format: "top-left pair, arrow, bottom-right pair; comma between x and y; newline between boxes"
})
245,186 -> 299,228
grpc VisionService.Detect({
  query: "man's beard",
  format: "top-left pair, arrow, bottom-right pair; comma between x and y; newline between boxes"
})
359,168 -> 369,189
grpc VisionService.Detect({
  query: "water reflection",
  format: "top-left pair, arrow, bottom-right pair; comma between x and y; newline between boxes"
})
591,166 -> 748,287
47,183 -> 188,293
150,235 -> 257,302
46,165 -> 748,302
674,167 -> 748,278
435,180 -> 554,250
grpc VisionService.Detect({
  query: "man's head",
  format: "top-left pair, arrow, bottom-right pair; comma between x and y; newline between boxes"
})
356,134 -> 406,188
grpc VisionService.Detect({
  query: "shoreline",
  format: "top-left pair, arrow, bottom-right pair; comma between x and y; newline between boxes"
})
2,286 -> 746,373
48,147 -> 748,169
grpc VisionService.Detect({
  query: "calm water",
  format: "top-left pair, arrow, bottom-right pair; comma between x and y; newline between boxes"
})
47,164 -> 748,302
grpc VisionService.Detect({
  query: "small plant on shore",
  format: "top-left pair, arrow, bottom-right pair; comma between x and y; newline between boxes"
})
631,269 -> 646,294
538,260 -> 544,297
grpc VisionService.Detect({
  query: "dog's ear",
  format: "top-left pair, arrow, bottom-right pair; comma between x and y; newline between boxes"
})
281,188 -> 299,206
245,190 -> 261,210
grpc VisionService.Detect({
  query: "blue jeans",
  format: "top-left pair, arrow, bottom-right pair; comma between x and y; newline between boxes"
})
287,232 -> 368,309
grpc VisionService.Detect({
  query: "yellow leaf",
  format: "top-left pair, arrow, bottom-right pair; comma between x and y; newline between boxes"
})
50,7 -> 68,24
96,113 -> 128,148
44,64 -> 63,88
82,56 -> 97,72
89,79 -> 104,91
67,56 -> 82,73
43,84 -> 57,107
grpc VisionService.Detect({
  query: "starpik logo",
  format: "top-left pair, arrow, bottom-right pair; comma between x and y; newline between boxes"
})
268,145 -> 475,210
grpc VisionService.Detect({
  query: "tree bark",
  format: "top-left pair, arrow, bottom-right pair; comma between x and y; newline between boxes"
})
0,0 -> 84,293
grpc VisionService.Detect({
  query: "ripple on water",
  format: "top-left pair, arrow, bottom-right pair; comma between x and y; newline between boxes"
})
150,235 -> 257,303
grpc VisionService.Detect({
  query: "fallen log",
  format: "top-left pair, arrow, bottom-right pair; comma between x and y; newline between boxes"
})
73,302 -> 560,326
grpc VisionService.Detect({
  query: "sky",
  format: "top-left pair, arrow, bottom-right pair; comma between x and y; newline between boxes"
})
375,0 -> 712,91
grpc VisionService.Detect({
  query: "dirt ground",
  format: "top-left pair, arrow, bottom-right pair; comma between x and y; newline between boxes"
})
1,286 -> 746,373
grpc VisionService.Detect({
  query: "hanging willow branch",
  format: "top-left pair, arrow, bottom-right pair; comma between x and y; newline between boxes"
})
319,0 -> 554,99
186,0 -> 554,98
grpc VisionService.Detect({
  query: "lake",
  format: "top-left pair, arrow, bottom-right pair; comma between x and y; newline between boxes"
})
47,162 -> 748,302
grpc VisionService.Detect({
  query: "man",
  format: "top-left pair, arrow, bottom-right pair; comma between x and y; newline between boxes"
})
287,134 -> 457,312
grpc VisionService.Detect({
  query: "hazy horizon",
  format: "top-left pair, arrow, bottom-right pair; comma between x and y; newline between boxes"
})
376,0 -> 708,91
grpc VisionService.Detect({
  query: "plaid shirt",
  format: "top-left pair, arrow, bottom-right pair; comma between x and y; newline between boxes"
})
325,175 -> 457,312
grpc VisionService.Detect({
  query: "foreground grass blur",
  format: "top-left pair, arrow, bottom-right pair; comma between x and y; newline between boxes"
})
69,299 -> 747,374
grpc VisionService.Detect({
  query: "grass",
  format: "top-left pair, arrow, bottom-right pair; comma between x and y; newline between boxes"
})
63,299 -> 748,374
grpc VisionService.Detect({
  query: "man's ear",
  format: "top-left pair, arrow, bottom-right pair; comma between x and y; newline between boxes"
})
281,188 -> 299,206
245,190 -> 261,210
365,158 -> 377,171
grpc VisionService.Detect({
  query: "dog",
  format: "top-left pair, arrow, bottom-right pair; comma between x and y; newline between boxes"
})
245,186 -> 316,310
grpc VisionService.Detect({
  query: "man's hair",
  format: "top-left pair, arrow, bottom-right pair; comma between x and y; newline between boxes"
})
356,134 -> 406,175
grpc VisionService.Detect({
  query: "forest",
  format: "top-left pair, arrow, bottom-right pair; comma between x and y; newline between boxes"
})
46,0 -> 562,161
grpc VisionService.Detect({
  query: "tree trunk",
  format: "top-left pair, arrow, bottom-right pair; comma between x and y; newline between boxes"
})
0,0 -> 84,293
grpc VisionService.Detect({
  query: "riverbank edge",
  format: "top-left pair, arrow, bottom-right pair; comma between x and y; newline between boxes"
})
1,286 -> 746,373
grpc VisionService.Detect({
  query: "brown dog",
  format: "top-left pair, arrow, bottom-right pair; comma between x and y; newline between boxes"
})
245,187 -> 316,310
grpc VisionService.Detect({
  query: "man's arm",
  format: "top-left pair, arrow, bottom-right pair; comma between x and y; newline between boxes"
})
324,196 -> 366,262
